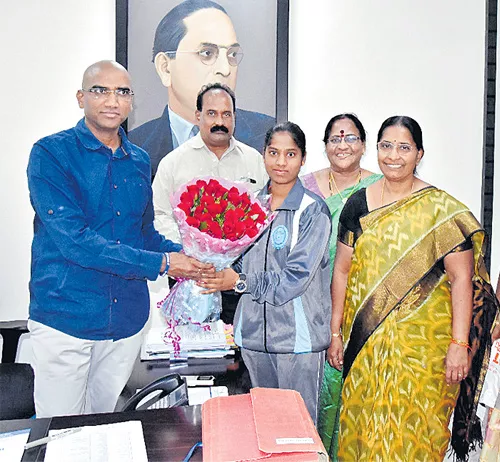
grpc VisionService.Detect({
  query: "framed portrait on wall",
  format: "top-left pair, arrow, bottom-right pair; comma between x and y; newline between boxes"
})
116,0 -> 289,175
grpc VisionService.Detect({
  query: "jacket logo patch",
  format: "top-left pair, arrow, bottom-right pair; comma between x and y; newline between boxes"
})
271,225 -> 289,250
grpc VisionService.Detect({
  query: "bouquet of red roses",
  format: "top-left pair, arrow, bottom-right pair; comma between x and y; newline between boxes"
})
160,177 -> 273,326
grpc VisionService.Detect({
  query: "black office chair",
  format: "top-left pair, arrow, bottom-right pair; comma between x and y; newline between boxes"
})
121,373 -> 188,412
0,363 -> 35,420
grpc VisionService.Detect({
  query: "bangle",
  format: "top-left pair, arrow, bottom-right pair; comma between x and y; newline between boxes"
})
451,338 -> 471,351
159,252 -> 170,277
332,330 -> 342,339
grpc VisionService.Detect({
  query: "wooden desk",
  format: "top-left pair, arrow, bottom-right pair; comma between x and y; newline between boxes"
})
1,406 -> 203,462
124,350 -> 250,401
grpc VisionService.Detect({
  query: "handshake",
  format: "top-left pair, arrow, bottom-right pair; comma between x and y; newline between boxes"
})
160,252 -> 215,281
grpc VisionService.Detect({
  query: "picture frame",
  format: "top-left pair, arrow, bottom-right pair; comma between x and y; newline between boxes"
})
115,0 -> 289,136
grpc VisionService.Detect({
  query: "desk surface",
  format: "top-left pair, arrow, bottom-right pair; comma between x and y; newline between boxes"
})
1,406 -> 203,462
125,350 -> 250,400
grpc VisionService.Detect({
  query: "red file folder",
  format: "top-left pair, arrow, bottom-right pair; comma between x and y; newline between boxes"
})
202,388 -> 328,461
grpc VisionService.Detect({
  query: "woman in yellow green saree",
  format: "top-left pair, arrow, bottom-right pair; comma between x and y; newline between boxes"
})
330,116 -> 499,461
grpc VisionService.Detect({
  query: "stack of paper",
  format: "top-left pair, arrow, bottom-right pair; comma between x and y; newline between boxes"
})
44,421 -> 147,462
141,320 -> 234,360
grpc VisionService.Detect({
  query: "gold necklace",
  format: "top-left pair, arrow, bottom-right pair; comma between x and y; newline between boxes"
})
329,170 -> 362,204
380,177 -> 415,206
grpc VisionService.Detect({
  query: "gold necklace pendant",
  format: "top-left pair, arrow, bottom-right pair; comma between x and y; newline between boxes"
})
329,170 -> 361,204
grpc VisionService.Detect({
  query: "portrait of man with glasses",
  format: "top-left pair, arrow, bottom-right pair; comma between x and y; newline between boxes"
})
127,0 -> 277,178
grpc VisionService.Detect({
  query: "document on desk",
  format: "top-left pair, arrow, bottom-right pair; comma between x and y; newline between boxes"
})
44,421 -> 147,462
0,428 -> 30,462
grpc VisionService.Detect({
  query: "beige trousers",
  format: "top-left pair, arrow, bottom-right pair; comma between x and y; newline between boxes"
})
28,320 -> 144,418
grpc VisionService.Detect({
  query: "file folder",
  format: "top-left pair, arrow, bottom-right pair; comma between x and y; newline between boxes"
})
202,388 -> 327,461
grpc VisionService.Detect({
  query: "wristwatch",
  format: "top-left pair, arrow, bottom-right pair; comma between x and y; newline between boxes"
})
234,274 -> 247,293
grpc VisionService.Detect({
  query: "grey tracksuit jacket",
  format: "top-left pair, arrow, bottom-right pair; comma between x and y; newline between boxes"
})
234,179 -> 332,354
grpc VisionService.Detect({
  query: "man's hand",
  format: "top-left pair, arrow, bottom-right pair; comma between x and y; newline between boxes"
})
165,253 -> 214,280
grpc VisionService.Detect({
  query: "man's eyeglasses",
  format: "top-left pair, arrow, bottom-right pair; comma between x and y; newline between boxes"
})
81,87 -> 134,101
377,141 -> 415,154
165,44 -> 244,67
328,135 -> 361,145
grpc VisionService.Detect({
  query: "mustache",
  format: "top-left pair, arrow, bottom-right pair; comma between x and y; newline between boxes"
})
210,125 -> 229,133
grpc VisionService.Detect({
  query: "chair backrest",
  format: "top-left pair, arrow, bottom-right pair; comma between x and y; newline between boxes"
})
15,332 -> 33,364
121,373 -> 188,412
0,363 -> 35,420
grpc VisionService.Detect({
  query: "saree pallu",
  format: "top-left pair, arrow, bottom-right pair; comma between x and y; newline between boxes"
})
338,187 -> 497,462
315,173 -> 381,461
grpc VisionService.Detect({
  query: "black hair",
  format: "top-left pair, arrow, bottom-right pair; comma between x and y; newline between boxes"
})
152,0 -> 227,60
377,116 -> 424,151
196,83 -> 236,111
264,122 -> 306,157
322,113 -> 366,144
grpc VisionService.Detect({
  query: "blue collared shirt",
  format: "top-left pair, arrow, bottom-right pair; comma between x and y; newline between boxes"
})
27,118 -> 181,340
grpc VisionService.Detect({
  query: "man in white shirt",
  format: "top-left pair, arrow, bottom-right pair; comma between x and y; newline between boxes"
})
152,82 -> 268,322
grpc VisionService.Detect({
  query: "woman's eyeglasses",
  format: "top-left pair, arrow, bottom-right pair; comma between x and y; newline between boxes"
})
328,134 -> 361,145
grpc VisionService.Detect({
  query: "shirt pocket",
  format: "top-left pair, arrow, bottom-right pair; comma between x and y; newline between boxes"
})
124,177 -> 150,217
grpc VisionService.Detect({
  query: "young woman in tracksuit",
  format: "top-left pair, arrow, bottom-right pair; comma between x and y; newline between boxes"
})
199,122 -> 332,423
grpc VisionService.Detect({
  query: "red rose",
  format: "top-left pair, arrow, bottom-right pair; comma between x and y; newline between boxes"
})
249,202 -> 263,215
186,216 -> 201,228
219,199 -> 228,211
206,179 -> 221,195
234,207 -> 246,220
247,226 -> 259,238
227,187 -> 242,205
241,195 -> 252,208
201,193 -> 215,207
200,213 -> 212,223
208,220 -> 223,238
186,184 -> 199,196
234,221 -> 246,237
178,202 -> 191,215
193,206 -> 205,219
256,212 -> 266,224
223,220 -> 236,234
180,191 -> 195,205
207,202 -> 223,216
225,209 -> 237,223
196,179 -> 208,189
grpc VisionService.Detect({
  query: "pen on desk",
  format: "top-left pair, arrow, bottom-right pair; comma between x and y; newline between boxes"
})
24,427 -> 82,450
146,350 -> 170,356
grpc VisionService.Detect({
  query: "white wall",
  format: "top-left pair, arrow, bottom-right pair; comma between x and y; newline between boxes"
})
290,0 -> 486,220
0,1 -> 116,320
0,0 -> 492,321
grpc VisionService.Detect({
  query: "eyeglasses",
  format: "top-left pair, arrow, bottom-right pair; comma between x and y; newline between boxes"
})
81,87 -> 134,101
164,44 -> 244,67
377,141 -> 415,154
328,134 -> 361,145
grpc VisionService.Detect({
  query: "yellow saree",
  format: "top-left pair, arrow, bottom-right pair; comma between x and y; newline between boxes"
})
337,187 -> 497,461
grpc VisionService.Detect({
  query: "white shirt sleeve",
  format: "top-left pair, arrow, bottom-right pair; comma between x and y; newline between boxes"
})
152,157 -> 181,244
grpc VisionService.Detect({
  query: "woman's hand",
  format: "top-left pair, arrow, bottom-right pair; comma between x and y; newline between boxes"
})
197,268 -> 239,294
327,336 -> 344,371
445,342 -> 470,385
